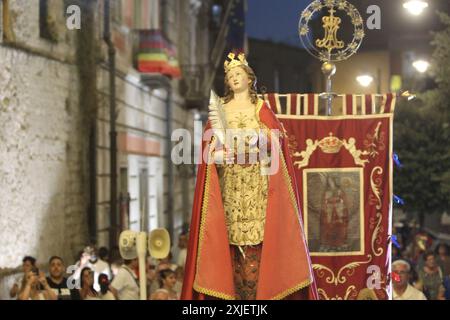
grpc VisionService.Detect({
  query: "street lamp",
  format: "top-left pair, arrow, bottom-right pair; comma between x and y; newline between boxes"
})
403,1 -> 429,16
412,59 -> 430,73
356,74 -> 374,87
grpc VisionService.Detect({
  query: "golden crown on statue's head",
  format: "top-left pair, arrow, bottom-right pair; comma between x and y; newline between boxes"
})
224,52 -> 249,73
318,132 -> 343,154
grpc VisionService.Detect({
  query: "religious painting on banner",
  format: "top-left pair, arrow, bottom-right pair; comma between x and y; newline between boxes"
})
304,168 -> 364,256
264,93 -> 396,300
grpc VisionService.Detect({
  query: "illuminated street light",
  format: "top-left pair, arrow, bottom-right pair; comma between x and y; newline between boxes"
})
403,1 -> 429,16
412,60 -> 430,73
356,75 -> 374,87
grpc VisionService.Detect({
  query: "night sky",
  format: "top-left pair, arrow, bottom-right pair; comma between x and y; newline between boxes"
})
246,0 -> 310,47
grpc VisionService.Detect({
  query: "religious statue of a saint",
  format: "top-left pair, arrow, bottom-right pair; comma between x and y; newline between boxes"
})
182,52 -> 318,300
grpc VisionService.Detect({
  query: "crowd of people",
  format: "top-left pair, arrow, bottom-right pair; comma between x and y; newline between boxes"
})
391,223 -> 450,300
9,232 -> 189,300
8,225 -> 450,300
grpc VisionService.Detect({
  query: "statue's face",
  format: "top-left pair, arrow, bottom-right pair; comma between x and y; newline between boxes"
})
226,66 -> 250,94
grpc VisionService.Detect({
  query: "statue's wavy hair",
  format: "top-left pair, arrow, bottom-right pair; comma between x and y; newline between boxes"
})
223,65 -> 258,105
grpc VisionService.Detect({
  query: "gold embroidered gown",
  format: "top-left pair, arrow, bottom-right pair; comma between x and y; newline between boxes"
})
216,103 -> 269,299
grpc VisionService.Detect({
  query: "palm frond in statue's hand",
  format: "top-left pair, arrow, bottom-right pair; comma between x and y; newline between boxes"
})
208,90 -> 227,148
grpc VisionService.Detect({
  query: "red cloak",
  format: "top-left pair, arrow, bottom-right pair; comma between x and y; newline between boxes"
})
181,99 -> 318,300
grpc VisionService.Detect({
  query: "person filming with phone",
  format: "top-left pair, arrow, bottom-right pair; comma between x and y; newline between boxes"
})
18,266 -> 57,300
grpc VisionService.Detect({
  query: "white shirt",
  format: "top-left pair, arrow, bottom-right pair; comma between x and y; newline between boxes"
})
110,265 -> 139,300
393,284 -> 427,300
91,259 -> 112,292
177,249 -> 187,269
99,291 -> 116,300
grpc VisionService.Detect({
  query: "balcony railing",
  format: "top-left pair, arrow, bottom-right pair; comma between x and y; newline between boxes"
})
180,63 -> 211,108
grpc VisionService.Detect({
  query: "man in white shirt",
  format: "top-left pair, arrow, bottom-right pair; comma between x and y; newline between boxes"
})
176,233 -> 188,270
89,253 -> 112,292
393,259 -> 427,300
110,258 -> 139,300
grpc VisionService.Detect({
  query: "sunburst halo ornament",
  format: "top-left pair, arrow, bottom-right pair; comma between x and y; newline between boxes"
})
325,0 -> 335,8
337,0 -> 347,10
302,10 -> 313,21
300,25 -> 309,36
298,0 -> 365,116
298,0 -> 365,62
311,0 -> 323,11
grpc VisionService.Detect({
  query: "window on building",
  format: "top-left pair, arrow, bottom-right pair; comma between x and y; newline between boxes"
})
211,4 -> 222,28
0,1 -> 3,41
39,0 -> 50,38
39,0 -> 58,42
1,0 -> 14,42
121,0 -> 160,30
140,0 -> 161,30
119,168 -> 130,232
139,168 -> 149,231
148,157 -> 161,231
112,0 -> 123,24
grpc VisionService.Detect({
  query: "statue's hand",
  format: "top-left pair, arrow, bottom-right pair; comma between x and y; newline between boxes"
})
213,149 -> 234,164
248,135 -> 259,148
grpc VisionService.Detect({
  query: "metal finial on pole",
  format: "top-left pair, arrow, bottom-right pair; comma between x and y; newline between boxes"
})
299,1 -> 366,116
321,60 -> 336,116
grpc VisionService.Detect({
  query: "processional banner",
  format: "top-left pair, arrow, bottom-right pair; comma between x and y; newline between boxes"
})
264,93 -> 396,300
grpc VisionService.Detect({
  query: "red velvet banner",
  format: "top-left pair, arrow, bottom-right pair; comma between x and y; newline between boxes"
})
265,93 -> 396,300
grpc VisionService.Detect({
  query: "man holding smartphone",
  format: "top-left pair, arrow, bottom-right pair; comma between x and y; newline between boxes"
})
18,266 -> 57,300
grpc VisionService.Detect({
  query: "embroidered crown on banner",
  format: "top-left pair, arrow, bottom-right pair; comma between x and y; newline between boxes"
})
318,133 -> 343,154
